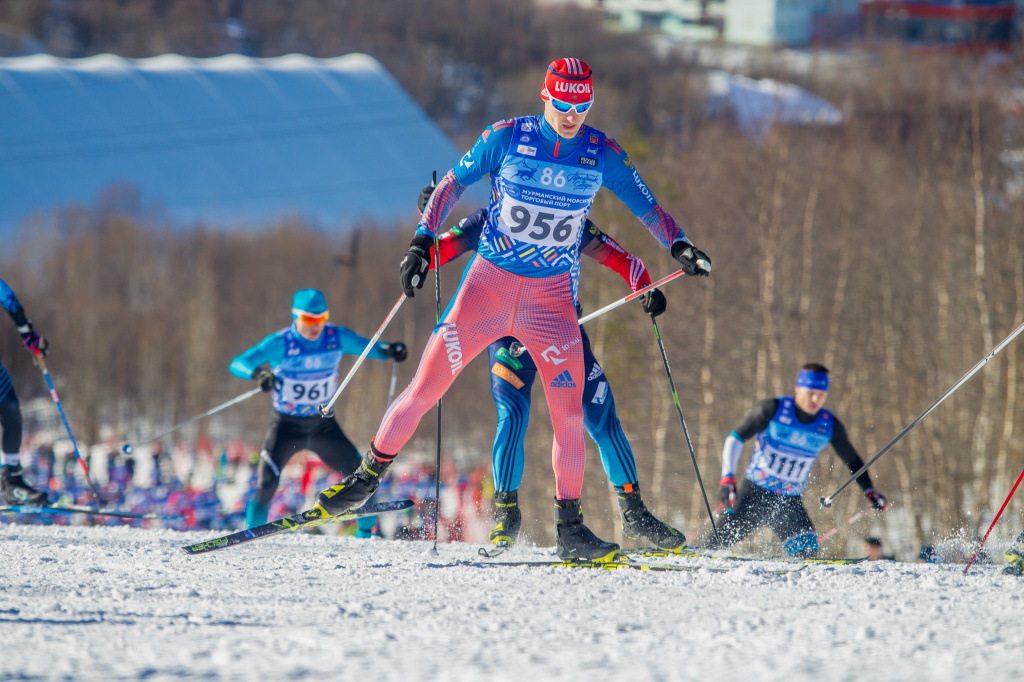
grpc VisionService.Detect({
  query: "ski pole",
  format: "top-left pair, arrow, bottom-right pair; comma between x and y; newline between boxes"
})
821,318 -> 1024,509
430,169 -> 443,554
385,361 -> 399,408
318,293 -> 407,417
122,386 -> 262,455
578,266 -> 706,326
650,316 -> 717,535
34,354 -> 102,509
817,508 -> 871,544
964,465 -> 1024,574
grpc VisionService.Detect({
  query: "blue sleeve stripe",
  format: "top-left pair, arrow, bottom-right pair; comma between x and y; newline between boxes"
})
0,279 -> 21,315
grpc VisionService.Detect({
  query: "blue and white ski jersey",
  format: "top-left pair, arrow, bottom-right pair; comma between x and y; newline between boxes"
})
745,396 -> 835,496
229,324 -> 391,417
417,115 -> 690,301
476,117 -> 605,298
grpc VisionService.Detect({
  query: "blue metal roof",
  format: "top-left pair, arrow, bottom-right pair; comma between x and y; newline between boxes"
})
0,53 -> 477,240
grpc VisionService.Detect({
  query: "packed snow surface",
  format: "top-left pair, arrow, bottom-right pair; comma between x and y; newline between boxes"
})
1,524 -> 1021,681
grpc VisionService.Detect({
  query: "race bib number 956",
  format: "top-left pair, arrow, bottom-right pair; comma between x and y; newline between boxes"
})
497,202 -> 583,248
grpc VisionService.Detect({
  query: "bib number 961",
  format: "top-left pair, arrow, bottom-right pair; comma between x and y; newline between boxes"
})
498,203 -> 582,248
284,379 -> 331,403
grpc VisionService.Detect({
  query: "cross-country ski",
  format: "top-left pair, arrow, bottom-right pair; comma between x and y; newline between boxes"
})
0,504 -> 184,521
181,499 -> 414,555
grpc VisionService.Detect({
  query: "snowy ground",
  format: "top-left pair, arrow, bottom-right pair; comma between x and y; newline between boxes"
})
1,524 -> 1022,682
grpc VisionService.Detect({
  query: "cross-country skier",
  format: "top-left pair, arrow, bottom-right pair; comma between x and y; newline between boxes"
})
705,363 -> 887,557
229,289 -> 407,531
418,194 -> 685,551
0,278 -> 50,505
315,58 -> 710,562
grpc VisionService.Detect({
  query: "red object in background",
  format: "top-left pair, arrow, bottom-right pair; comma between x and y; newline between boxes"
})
964,467 -> 1024,574
860,0 -> 1014,49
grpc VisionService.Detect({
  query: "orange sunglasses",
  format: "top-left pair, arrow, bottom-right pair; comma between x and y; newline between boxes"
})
293,310 -> 329,325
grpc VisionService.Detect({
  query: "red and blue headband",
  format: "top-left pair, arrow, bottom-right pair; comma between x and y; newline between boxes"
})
796,370 -> 829,391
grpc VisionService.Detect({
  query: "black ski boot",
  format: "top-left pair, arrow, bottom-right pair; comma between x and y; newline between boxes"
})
0,465 -> 49,506
1005,530 -> 1024,576
554,498 -> 620,562
314,448 -> 393,517
616,485 -> 687,551
489,490 -> 522,548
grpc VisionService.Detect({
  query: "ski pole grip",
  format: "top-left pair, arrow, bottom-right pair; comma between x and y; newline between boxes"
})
820,495 -> 832,509
697,258 -> 711,273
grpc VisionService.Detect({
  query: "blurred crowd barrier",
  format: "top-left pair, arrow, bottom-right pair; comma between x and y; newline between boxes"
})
1,431 -> 494,543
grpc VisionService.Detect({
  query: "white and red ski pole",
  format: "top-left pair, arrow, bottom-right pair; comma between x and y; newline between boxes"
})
577,263 -> 709,326
964,466 -> 1024,574
818,508 -> 872,544
318,293 -> 407,417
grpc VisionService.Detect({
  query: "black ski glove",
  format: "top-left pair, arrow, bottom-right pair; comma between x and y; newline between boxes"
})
255,370 -> 276,393
400,234 -> 434,297
388,342 -> 408,362
639,288 -> 667,317
18,321 -> 48,357
671,241 -> 711,277
417,183 -> 436,214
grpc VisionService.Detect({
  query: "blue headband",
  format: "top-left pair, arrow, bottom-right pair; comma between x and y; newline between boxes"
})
796,370 -> 829,391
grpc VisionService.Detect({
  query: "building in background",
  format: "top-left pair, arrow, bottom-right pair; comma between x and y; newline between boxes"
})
603,0 -> 725,41
0,53 -> 478,241
594,0 -> 862,45
861,0 -> 1015,48
550,0 -> 1014,47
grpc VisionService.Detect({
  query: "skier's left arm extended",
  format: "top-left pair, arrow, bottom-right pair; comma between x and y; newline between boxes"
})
1,277 -> 47,356
579,221 -> 652,292
580,220 -> 666,316
337,327 -> 397,362
601,138 -> 710,276
831,417 -> 887,509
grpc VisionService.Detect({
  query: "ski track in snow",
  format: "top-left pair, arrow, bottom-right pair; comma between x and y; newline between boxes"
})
1,524 -> 1021,681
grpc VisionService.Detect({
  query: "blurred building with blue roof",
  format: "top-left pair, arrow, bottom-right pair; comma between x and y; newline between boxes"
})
0,52 -> 474,241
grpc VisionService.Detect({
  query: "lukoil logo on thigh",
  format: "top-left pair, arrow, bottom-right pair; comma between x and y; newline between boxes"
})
441,323 -> 463,374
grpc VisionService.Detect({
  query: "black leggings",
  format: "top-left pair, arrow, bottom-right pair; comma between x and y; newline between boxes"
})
0,389 -> 22,455
705,479 -> 817,552
254,411 -> 362,506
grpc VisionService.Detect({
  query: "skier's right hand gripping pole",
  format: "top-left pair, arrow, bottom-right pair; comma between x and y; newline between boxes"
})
401,172 -> 439,298
400,235 -> 433,297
